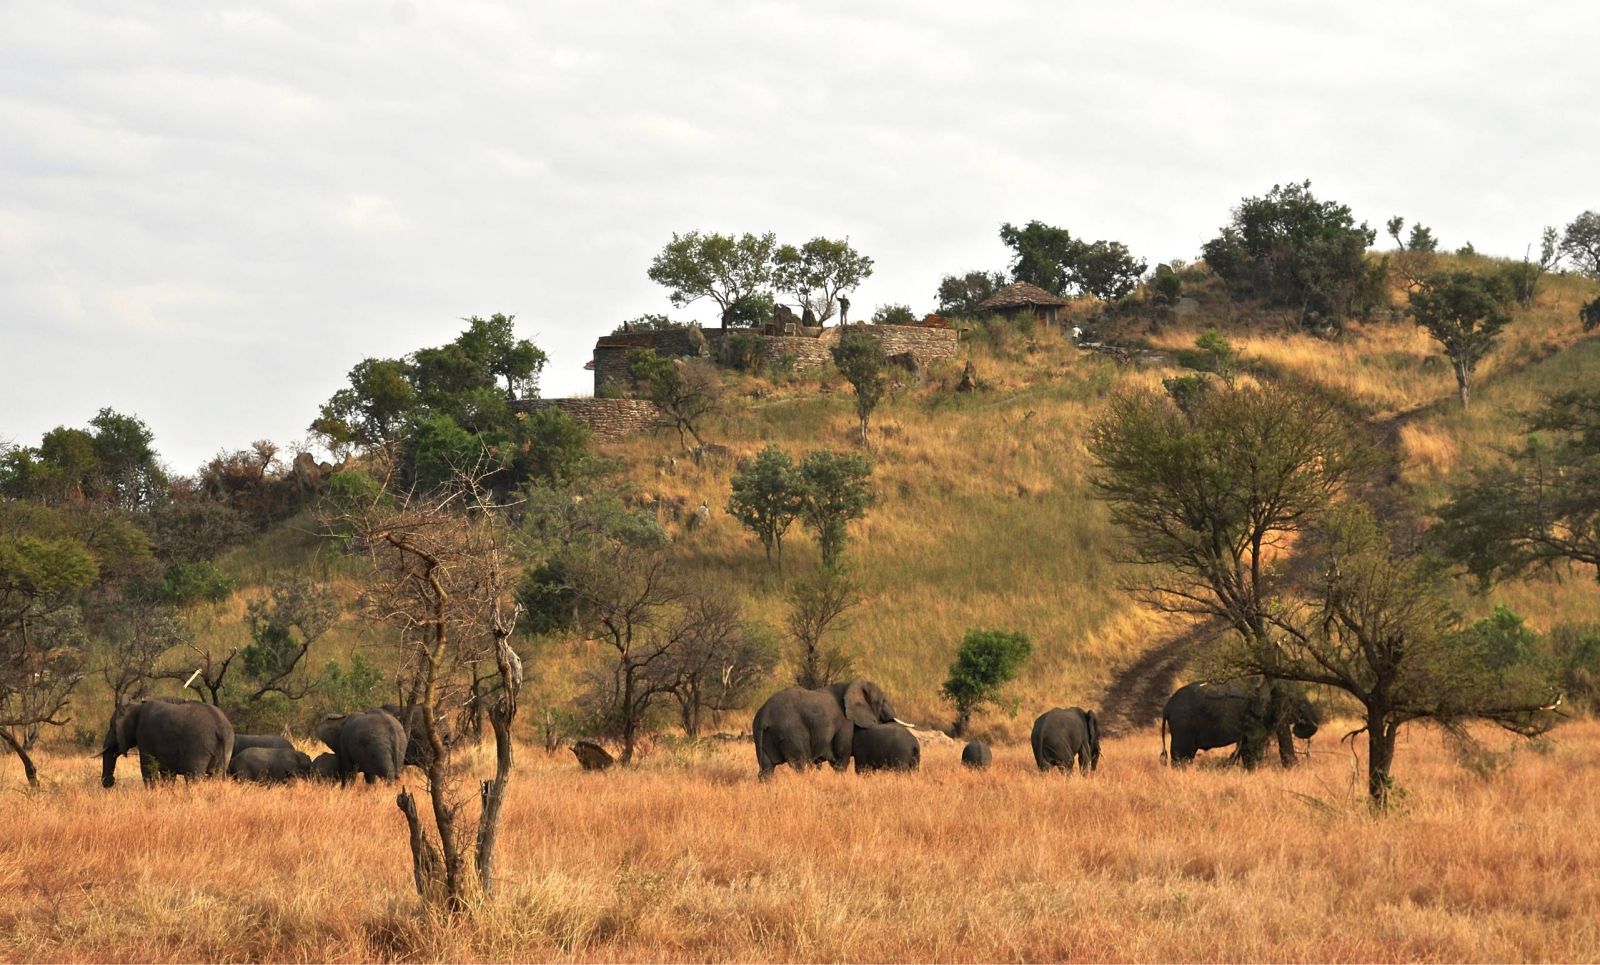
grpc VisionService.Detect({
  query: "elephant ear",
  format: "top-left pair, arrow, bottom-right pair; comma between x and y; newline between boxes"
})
115,702 -> 142,754
841,680 -> 878,728
316,714 -> 346,751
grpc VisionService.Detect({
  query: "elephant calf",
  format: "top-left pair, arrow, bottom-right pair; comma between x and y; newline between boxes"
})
308,753 -> 341,782
1032,707 -> 1101,773
852,724 -> 920,773
961,740 -> 992,769
230,747 -> 312,783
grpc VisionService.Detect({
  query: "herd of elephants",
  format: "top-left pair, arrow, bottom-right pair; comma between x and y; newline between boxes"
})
98,676 -> 1322,787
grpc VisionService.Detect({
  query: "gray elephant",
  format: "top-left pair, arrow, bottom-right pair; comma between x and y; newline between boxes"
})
308,752 -> 342,782
101,698 -> 234,788
380,703 -> 449,768
852,724 -> 921,773
230,747 -> 312,783
1161,677 -> 1319,769
751,679 -> 904,780
961,740 -> 992,769
1032,707 -> 1101,773
233,733 -> 294,755
317,708 -> 406,784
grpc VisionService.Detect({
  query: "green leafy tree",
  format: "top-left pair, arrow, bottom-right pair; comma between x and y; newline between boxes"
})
647,230 -> 778,328
1437,388 -> 1600,583
727,444 -> 806,568
627,350 -> 722,449
1218,504 -> 1559,807
999,221 -> 1145,300
999,221 -> 1078,295
611,313 -> 684,335
831,329 -> 889,446
1408,270 -> 1513,409
1201,180 -> 1378,330
798,449 -> 875,568
773,237 -> 873,324
311,357 -> 417,453
239,576 -> 340,702
941,628 -> 1032,736
453,313 -> 548,399
1088,382 -> 1369,652
0,409 -> 165,510
935,270 -> 1008,316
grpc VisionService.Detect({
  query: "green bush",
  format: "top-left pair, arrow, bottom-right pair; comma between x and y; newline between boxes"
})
1151,264 -> 1183,304
723,331 -> 768,373
155,561 -> 235,606
872,304 -> 916,326
940,627 -> 1032,736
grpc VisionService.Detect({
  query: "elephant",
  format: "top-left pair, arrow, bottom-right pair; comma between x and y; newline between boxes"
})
1161,677 -> 1320,769
380,703 -> 450,768
1032,707 -> 1101,773
101,698 -> 234,788
232,734 -> 294,756
316,708 -> 406,784
961,740 -> 992,769
308,753 -> 341,782
751,679 -> 904,780
230,747 -> 312,783
852,724 -> 921,773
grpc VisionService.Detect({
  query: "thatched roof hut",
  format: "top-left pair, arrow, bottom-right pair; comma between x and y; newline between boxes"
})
977,281 -> 1070,326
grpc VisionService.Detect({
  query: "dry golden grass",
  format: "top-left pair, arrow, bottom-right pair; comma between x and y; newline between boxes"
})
6,720 -> 1600,963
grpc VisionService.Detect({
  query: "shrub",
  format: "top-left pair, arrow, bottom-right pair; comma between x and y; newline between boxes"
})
722,331 -> 768,374
155,561 -> 235,606
941,628 -> 1032,736
872,304 -> 916,326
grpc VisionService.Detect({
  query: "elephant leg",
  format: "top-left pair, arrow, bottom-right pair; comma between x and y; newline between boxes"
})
1169,734 -> 1197,767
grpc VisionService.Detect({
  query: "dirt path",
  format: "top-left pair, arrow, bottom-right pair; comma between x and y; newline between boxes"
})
1096,617 -> 1221,738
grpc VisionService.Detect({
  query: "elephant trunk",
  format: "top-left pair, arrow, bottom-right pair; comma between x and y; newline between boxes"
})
101,746 -> 119,788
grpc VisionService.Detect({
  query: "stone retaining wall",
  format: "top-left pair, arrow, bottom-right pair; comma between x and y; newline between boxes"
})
517,398 -> 660,441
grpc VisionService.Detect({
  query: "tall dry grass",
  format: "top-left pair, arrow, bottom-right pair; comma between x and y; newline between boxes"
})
5,721 -> 1600,963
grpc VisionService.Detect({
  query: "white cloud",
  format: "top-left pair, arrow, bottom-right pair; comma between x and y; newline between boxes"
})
3,0 -> 1599,470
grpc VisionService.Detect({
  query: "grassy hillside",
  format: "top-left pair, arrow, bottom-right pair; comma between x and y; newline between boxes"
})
74,262 -> 1597,748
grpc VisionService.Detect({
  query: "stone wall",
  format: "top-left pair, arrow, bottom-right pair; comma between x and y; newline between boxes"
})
589,322 -> 961,394
864,324 -> 960,362
517,398 -> 660,441
592,328 -> 712,395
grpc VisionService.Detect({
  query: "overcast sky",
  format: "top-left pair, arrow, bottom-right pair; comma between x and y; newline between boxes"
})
3,0 -> 1596,473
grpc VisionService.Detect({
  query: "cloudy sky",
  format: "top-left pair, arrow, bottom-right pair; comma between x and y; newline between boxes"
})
3,0 -> 1596,473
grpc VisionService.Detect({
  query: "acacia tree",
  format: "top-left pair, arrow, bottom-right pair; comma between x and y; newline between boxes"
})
239,576 -> 340,701
344,483 -> 523,912
1437,388 -> 1600,584
773,237 -> 873,324
1224,504 -> 1560,807
1088,382 -> 1369,648
663,595 -> 775,739
1408,270 -> 1513,410
647,230 -> 778,328
831,330 -> 888,447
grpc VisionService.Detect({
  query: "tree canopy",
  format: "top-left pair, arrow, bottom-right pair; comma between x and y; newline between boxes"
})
1408,270 -> 1513,409
999,221 -> 1146,300
1200,180 -> 1379,330
647,231 -> 778,327
773,237 -> 873,324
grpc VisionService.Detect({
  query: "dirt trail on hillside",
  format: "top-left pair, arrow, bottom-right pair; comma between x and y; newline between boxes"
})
1096,617 -> 1221,738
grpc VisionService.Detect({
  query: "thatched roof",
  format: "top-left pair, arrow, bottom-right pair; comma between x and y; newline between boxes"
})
977,281 -> 1070,310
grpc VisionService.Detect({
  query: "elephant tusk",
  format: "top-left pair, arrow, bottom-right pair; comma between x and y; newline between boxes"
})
183,668 -> 202,689
894,718 -> 917,729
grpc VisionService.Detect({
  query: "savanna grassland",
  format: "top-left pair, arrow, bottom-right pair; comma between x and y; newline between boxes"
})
5,722 -> 1600,963
8,250 -> 1600,962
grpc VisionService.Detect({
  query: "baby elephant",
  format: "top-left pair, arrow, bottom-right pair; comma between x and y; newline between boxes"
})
961,740 -> 992,769
308,753 -> 342,782
1032,707 -> 1101,773
852,723 -> 920,773
230,747 -> 312,783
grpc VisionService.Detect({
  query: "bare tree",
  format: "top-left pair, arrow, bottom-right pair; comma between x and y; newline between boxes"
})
99,604 -> 190,704
665,595 -> 775,739
342,481 -> 523,912
786,566 -> 860,688
240,576 -> 339,701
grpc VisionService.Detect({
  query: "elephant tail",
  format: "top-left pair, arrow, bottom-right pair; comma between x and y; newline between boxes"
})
1160,715 -> 1169,766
